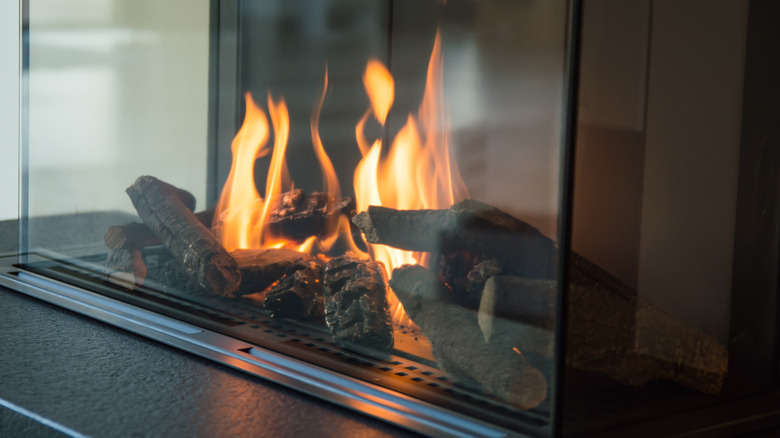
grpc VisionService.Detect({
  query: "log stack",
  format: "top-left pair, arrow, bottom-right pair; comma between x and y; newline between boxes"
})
104,175 -> 728,408
103,176 -> 392,352
359,202 -> 728,399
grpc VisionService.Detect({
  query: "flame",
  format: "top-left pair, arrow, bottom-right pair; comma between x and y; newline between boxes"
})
213,92 -> 297,251
354,31 -> 468,272
216,70 -> 356,257
353,31 -> 468,322
311,68 -> 339,200
252,95 -> 291,248
363,60 -> 394,126
421,33 -> 468,206
355,110 -> 371,157
355,60 -> 394,157
309,68 -> 346,253
216,30 -> 466,327
213,93 -> 270,252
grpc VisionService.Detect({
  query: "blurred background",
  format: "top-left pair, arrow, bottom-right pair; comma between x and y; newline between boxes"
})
0,1 -> 19,220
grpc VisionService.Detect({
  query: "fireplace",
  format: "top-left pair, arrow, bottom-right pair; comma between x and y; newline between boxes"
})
3,0 -> 780,436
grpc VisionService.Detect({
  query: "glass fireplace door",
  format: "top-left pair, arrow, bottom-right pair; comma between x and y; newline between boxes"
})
14,0 -> 573,436
12,0 -> 780,436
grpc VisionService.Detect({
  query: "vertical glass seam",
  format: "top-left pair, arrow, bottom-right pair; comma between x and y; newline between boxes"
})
552,0 -> 583,436
18,0 -> 30,261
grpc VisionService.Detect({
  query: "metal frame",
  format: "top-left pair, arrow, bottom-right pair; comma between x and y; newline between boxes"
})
207,0 -> 242,207
553,0 -> 582,435
727,0 -> 780,389
18,0 -> 29,260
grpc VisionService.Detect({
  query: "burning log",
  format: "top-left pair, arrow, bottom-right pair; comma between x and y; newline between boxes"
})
126,176 -> 241,297
106,189 -> 352,252
104,248 -> 147,288
434,250 -> 482,307
478,276 -> 556,381
264,260 -> 325,321
389,264 -> 547,409
104,210 -> 215,250
436,254 -> 504,308
352,200 -> 558,279
231,248 -> 309,296
323,254 -> 394,352
266,189 -> 356,241
479,276 -> 556,333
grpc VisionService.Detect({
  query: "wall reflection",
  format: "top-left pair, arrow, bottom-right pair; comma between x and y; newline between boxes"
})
27,0 -> 210,226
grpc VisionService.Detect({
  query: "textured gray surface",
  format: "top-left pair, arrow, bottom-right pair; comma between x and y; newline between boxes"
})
0,216 -> 416,437
0,288 -> 416,437
0,405 -> 68,437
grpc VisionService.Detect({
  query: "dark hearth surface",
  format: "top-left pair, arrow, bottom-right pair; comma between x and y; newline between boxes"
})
0,216 -> 418,437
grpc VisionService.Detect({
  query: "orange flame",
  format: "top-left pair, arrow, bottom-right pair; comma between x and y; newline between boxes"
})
419,32 -> 468,206
216,31 -> 465,327
354,31 -> 467,272
216,70 -> 357,258
308,67 -> 350,256
355,110 -> 371,157
364,60 -> 394,126
354,31 -> 468,322
356,60 -> 394,157
213,92 -> 299,251
213,93 -> 270,252
311,68 -> 339,200
254,95 -> 291,247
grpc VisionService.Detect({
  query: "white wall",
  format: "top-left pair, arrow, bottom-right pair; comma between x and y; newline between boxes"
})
572,0 -> 650,289
25,0 -> 210,223
0,1 -> 210,225
0,1 -> 19,220
1,2 -> 211,222
578,0 -> 650,132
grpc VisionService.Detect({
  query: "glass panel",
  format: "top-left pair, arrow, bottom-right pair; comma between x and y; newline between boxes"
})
563,1 -> 777,435
24,0 -> 211,252
22,0 -> 571,435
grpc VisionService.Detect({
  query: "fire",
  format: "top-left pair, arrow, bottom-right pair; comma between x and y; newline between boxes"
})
356,60 -> 393,157
353,31 -> 468,321
364,59 -> 394,126
215,31 -> 467,325
213,93 -> 270,252
213,92 -> 301,251
256,95 -> 292,247
354,31 -> 468,274
214,68 -> 360,258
